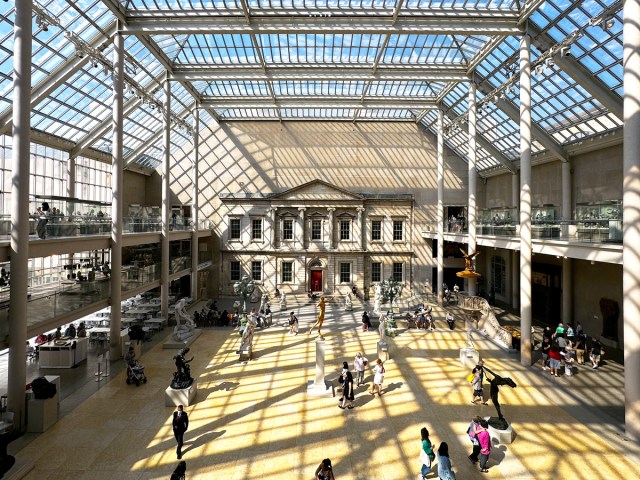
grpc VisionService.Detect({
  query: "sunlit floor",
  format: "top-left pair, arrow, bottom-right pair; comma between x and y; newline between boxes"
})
14,297 -> 640,480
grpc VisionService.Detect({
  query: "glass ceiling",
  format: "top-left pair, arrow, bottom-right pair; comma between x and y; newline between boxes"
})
0,0 -> 625,173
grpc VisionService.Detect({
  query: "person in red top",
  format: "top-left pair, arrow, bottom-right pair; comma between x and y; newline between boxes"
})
473,419 -> 492,473
548,344 -> 563,377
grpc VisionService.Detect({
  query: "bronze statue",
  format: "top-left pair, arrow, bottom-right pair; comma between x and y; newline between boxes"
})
483,366 -> 517,430
171,348 -> 195,389
460,248 -> 481,272
308,296 -> 327,339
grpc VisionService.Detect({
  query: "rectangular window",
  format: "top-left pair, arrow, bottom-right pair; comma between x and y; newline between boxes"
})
230,218 -> 241,240
230,260 -> 241,281
281,262 -> 293,282
392,262 -> 403,282
251,219 -> 262,240
282,219 -> 293,240
371,262 -> 382,283
371,220 -> 382,241
340,220 -> 350,241
311,220 -> 322,240
393,220 -> 404,241
340,263 -> 351,283
251,261 -> 262,281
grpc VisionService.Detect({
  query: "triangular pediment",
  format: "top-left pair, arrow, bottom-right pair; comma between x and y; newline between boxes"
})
269,179 -> 364,202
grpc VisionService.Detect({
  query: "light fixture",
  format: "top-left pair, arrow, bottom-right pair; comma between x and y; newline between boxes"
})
499,91 -> 506,100
560,46 -> 571,57
493,94 -> 499,103
545,58 -> 554,68
76,50 -> 84,59
535,64 -> 544,75
605,17 -> 615,29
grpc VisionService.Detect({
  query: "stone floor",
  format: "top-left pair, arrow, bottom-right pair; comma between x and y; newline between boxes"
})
8,295 -> 640,480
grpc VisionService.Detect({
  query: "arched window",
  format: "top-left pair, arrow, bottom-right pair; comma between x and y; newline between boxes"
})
491,256 -> 506,296
309,259 -> 322,268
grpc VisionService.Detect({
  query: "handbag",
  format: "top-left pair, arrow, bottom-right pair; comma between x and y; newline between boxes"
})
419,447 -> 431,467
467,373 -> 475,383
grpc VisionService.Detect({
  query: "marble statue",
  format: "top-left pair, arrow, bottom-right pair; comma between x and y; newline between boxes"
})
345,293 -> 353,311
373,284 -> 382,314
171,347 -> 194,389
250,289 -> 260,303
280,293 -> 287,310
466,329 -> 476,350
239,319 -> 256,357
378,315 -> 387,341
259,293 -> 269,313
172,298 -> 196,342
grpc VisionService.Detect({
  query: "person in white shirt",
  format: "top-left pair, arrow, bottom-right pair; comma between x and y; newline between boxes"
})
353,352 -> 368,386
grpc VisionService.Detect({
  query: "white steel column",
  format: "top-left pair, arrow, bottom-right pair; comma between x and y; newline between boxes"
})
562,257 -> 572,324
623,0 -> 640,441
161,79 -> 171,319
519,32 -> 533,365
190,108 -> 200,300
437,110 -> 444,301
561,161 -> 572,238
8,0 -> 32,429
109,30 -> 124,361
511,172 -> 519,309
468,83 -> 478,296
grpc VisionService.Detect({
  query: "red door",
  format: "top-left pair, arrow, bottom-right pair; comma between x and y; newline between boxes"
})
311,270 -> 322,292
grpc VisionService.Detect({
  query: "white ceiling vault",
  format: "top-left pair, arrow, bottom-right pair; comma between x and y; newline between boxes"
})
0,0 -> 624,174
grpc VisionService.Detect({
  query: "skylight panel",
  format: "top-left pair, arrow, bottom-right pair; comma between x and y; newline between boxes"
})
175,34 -> 258,65
358,109 -> 413,120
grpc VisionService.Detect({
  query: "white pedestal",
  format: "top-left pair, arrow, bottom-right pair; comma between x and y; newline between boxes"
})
27,376 -> 60,433
460,347 -> 480,368
163,329 -> 202,349
307,339 -> 333,397
165,380 -> 198,407
377,340 -> 389,362
487,420 -> 516,444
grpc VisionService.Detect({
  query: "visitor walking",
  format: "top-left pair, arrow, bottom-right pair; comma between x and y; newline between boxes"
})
353,352 -> 368,386
436,442 -> 456,480
467,415 -> 482,464
172,405 -> 189,459
419,427 -> 435,479
473,419 -> 491,473
315,458 -> 335,480
339,369 -> 355,410
369,358 -> 385,396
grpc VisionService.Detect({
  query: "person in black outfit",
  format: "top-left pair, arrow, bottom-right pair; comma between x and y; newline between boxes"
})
172,405 -> 189,459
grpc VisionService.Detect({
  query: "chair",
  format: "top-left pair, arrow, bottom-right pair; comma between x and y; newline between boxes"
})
26,343 -> 37,360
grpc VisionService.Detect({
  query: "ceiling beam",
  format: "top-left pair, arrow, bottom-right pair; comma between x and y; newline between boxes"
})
171,67 -> 469,82
0,24 -> 116,134
201,98 -> 437,110
529,23 -> 623,121
436,108 -> 516,174
122,16 -> 520,36
472,72 -> 568,162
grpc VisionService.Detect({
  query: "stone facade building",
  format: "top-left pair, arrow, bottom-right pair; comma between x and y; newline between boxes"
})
219,179 -> 414,299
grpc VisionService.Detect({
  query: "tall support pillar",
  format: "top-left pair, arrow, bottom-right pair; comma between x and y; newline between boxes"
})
437,110 -> 444,300
467,83 -> 478,296
623,0 -> 640,441
161,79 -> 171,320
519,32 -> 533,365
109,30 -> 124,361
511,250 -> 519,310
8,0 -> 32,429
190,108 -> 200,300
561,161 -> 572,238
562,257 -> 572,324
511,171 -> 519,211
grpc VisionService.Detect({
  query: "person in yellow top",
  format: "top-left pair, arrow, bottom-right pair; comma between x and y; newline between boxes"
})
308,296 -> 326,339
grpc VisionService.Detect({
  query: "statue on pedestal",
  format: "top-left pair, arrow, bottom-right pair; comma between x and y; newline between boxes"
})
171,347 -> 194,389
259,293 -> 269,313
483,366 -> 517,430
234,276 -> 256,336
280,293 -> 287,310
172,299 -> 196,342
308,296 -> 327,339
345,293 -> 353,311
379,277 -> 402,335
378,315 -> 387,342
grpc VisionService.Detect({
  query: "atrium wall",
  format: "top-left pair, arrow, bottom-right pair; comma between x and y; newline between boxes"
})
166,121 -> 470,294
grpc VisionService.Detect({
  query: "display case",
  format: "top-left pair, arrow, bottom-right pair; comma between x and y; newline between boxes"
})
126,204 -> 161,233
575,200 -> 622,242
532,205 -> 560,238
478,207 -> 517,236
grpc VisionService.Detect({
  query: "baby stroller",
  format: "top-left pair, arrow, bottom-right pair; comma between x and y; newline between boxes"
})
126,360 -> 147,386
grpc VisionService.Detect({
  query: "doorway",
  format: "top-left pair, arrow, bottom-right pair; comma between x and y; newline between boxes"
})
310,270 -> 323,292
